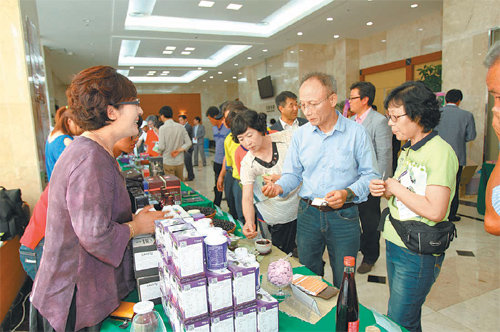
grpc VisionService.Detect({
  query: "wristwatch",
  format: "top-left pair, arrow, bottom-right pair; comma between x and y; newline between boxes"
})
345,188 -> 356,203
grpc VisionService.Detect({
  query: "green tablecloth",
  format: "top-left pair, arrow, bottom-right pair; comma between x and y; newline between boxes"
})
180,182 -> 213,209
477,162 -> 495,215
101,265 -> 395,332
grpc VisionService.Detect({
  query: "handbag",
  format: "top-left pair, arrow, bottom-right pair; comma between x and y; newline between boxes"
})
379,208 -> 457,255
0,186 -> 29,241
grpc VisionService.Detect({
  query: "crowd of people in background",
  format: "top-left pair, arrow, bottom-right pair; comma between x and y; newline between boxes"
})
17,41 -> 500,332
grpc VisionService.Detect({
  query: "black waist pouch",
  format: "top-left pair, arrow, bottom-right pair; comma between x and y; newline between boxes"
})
379,208 -> 457,255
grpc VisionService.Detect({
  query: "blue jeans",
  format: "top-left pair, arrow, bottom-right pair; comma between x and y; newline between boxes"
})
386,240 -> 445,332
232,178 -> 243,222
19,238 -> 44,281
296,200 -> 360,287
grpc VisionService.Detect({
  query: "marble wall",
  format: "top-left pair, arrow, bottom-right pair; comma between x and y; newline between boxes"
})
0,0 -> 43,207
442,0 -> 500,166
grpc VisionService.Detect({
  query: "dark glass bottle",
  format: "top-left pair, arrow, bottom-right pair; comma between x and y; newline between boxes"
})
335,256 -> 359,332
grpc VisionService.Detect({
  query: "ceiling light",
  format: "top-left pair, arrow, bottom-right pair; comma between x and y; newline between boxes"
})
181,51 -> 191,55
262,49 -> 268,52
232,76 -> 237,79
299,49 -> 304,52
238,72 -> 242,75
224,79 -> 228,82
418,28 -> 423,31
411,4 -> 418,8
163,50 -> 173,55
234,63 -> 239,66
129,66 -> 134,69
381,39 -> 386,43
203,79 -> 207,82
290,50 -> 295,54
210,76 -> 214,79
148,70 -> 156,74
128,70 -> 207,84
185,47 -> 196,51
198,67 -> 202,70
162,70 -> 170,74
297,32 -> 303,36
125,0 -> 336,38
127,0 -> 155,17
218,71 -> 222,74
160,72 -> 169,76
326,17 -> 333,21
227,3 -> 243,10
198,1 -> 215,8
366,21 -> 373,26
333,34 -> 339,38
247,56 -> 252,59
165,46 -> 176,50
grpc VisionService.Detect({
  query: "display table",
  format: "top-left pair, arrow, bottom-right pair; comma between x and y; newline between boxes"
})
180,182 -> 213,209
101,265 -> 392,332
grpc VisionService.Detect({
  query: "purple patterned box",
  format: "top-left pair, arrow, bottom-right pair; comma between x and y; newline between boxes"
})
227,261 -> 257,307
234,304 -> 257,332
206,269 -> 233,313
256,289 -> 279,332
170,227 -> 205,280
210,310 -> 234,332
180,315 -> 210,332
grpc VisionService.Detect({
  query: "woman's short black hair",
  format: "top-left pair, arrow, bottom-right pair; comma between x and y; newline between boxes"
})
384,81 -> 440,132
231,110 -> 267,143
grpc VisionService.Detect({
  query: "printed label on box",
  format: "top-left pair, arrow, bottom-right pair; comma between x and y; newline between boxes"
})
134,250 -> 159,271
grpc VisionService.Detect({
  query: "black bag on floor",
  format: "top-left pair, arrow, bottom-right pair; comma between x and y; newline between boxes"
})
0,186 -> 29,241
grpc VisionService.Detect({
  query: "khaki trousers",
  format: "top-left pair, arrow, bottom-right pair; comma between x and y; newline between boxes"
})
163,164 -> 184,180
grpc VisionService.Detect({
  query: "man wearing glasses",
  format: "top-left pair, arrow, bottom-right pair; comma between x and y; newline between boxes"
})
262,72 -> 379,287
349,81 -> 392,274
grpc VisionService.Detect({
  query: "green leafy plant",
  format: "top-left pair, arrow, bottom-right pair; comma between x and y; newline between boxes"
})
417,64 -> 442,92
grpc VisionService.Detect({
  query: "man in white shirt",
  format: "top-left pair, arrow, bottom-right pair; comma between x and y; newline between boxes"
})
270,91 -> 308,131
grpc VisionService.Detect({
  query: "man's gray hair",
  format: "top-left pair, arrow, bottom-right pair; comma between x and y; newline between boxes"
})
484,41 -> 500,68
300,72 -> 337,94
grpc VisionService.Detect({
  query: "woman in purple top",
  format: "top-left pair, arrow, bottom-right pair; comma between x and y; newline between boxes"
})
30,66 -> 164,332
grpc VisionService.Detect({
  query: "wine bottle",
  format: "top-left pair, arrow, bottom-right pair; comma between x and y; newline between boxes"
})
335,256 -> 359,332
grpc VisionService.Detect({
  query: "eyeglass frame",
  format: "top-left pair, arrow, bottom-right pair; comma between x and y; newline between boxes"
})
110,98 -> 140,107
385,113 -> 407,122
299,93 -> 334,111
348,96 -> 361,101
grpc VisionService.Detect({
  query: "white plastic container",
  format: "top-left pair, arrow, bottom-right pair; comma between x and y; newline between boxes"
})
131,301 -> 167,332
204,228 -> 228,271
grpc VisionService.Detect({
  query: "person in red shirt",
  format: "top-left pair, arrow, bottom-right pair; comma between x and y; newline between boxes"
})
144,115 -> 160,157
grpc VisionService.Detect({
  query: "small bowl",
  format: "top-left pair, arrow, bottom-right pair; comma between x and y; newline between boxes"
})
255,239 -> 272,255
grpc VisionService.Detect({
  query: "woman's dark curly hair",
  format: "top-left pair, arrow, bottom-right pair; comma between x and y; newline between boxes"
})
66,66 -> 137,131
384,81 -> 440,133
231,110 -> 267,143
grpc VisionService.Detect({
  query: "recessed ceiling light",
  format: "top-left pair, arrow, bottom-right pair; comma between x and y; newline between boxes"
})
227,3 -> 242,10
165,46 -> 176,50
162,70 -> 169,73
333,34 -> 340,39
290,50 -> 295,54
163,50 -> 173,55
202,79 -> 207,82
129,66 -> 134,69
232,76 -> 237,79
238,72 -> 242,75
160,72 -> 169,76
326,17 -> 333,21
418,28 -> 423,31
198,67 -> 202,70
366,21 -> 373,26
262,49 -> 268,52
218,71 -> 222,74
181,51 -> 191,55
224,79 -> 228,82
247,56 -> 252,59
185,47 -> 196,51
381,39 -> 386,43
297,32 -> 303,36
299,49 -> 304,52
234,63 -> 239,66
411,4 -> 418,8
198,1 -> 214,8
148,71 -> 156,74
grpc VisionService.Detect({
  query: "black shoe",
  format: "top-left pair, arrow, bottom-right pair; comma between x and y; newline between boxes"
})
187,177 -> 195,181
449,216 -> 461,222
292,247 -> 299,258
357,262 -> 374,274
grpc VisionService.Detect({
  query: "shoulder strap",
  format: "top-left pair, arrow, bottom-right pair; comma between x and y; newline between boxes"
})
378,207 -> 390,232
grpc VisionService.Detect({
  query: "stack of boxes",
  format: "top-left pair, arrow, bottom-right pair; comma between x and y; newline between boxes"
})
153,205 -> 279,332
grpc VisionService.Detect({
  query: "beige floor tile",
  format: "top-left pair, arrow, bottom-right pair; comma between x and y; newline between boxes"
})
421,312 -> 474,332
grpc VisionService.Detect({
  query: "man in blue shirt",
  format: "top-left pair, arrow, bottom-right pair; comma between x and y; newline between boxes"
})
262,72 -> 379,287
206,105 -> 231,207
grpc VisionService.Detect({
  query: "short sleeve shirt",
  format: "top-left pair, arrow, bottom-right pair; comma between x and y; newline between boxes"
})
383,132 -> 458,248
224,133 -> 241,179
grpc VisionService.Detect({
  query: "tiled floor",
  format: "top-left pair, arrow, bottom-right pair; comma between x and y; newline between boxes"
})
188,151 -> 500,331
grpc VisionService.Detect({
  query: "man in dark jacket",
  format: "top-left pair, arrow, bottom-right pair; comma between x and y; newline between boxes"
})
271,91 -> 308,131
